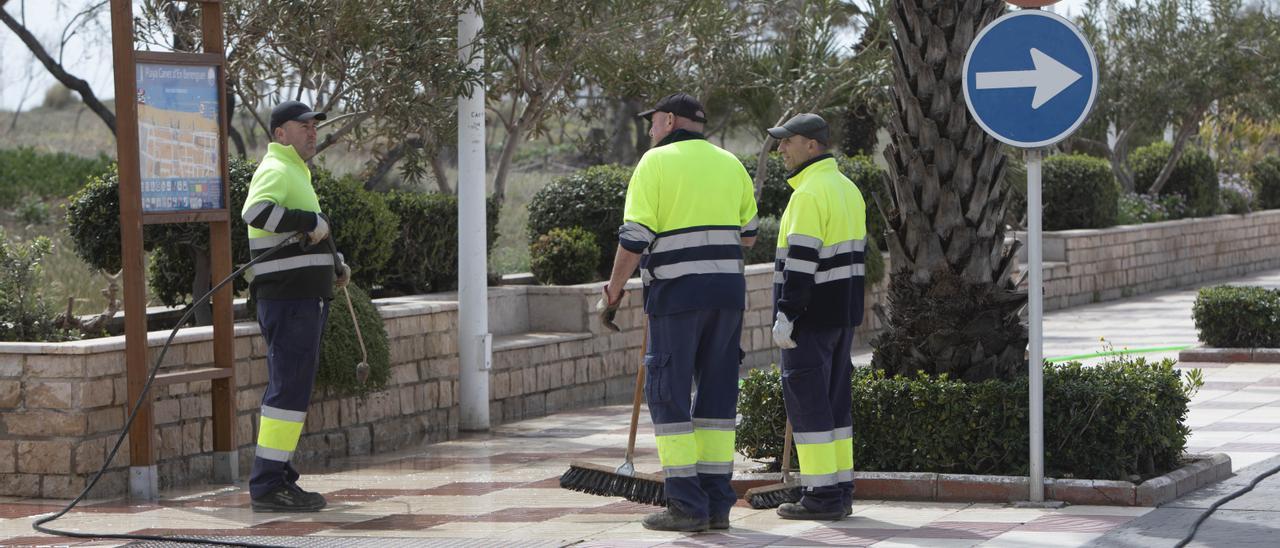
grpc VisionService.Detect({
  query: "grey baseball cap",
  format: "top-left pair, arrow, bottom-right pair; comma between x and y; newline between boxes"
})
767,113 -> 830,145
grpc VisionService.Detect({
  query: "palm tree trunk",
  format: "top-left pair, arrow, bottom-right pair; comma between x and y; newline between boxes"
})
873,0 -> 1028,382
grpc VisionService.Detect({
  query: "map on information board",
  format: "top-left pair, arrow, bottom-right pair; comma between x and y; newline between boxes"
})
136,63 -> 223,212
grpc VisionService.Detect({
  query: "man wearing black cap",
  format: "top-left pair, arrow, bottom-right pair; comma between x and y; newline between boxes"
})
241,100 -> 351,512
604,92 -> 759,532
767,113 -> 866,520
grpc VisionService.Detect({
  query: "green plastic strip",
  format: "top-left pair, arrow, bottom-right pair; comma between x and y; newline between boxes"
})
1045,345 -> 1194,364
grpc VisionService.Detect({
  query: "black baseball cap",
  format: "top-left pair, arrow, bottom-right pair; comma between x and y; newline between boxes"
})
270,101 -> 327,134
638,92 -> 707,123
767,113 -> 830,146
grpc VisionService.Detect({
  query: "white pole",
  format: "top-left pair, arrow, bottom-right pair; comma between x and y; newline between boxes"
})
457,4 -> 490,431
1026,148 -> 1045,502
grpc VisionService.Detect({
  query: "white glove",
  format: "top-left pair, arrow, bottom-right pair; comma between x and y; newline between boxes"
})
772,311 -> 797,349
308,215 -> 330,245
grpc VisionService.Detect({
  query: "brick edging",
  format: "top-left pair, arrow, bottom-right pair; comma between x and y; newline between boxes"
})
1179,346 -> 1280,363
730,453 -> 1231,507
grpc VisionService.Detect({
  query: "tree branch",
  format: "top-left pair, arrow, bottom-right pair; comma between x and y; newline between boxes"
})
1,6 -> 116,134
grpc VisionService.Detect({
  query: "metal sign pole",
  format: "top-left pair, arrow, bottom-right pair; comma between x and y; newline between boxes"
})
1026,147 -> 1045,502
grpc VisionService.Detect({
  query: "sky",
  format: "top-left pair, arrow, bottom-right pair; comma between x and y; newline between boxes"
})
0,0 -> 1095,112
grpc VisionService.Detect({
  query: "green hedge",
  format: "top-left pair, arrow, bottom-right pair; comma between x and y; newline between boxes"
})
744,216 -> 780,265
379,191 -> 498,294
1129,142 -> 1218,218
743,153 -> 887,243
1043,154 -> 1119,230
737,356 -> 1198,480
313,171 -> 398,288
526,164 -> 630,278
1192,285 -> 1280,348
0,147 -> 110,208
317,284 -> 390,396
530,227 -> 600,285
1249,156 -> 1280,210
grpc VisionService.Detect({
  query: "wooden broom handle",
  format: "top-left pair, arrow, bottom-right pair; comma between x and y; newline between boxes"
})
781,420 -> 794,482
625,315 -> 648,461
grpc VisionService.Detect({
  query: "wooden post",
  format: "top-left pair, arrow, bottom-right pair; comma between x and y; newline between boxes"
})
201,0 -> 238,484
109,0 -> 158,500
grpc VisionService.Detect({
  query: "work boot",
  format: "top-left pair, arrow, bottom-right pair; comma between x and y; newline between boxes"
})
641,508 -> 709,532
288,483 -> 328,509
251,484 -> 325,512
710,513 -> 730,530
776,502 -> 844,521
844,504 -> 853,517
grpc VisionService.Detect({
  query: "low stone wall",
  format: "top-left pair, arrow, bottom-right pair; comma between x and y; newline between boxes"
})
1015,210 -> 1280,311
1,262 -> 897,498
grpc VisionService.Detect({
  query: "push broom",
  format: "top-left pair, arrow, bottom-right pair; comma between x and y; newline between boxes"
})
560,310 -> 667,506
744,420 -> 802,508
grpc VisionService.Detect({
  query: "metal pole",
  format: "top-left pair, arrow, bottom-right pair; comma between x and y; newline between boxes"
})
457,4 -> 490,431
1026,147 -> 1045,502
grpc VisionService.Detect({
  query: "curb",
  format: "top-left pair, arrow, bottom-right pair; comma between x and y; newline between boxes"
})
1178,345 -> 1280,363
730,453 -> 1231,507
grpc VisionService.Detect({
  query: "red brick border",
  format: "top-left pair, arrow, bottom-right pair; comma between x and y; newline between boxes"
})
1178,346 -> 1280,364
731,453 -> 1231,507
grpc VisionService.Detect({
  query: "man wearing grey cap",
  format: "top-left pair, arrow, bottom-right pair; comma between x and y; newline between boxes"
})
241,100 -> 351,512
767,113 -> 867,520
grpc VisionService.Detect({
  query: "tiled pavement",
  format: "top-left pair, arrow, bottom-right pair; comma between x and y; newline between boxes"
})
2,269 -> 1279,547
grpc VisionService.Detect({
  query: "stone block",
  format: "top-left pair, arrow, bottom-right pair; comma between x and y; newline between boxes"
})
187,342 -> 215,365
87,407 -> 124,435
5,411 -> 85,436
936,474 -> 1028,503
26,355 -> 85,378
0,354 -> 22,377
1047,478 -> 1134,506
74,438 -> 106,474
1136,476 -> 1176,506
0,473 -> 41,497
182,422 -> 203,454
25,380 -> 75,409
17,440 -> 72,474
346,425 -> 372,456
851,471 -> 937,501
0,380 -> 20,408
154,399 -> 180,424
85,352 -> 124,377
79,378 -> 115,409
0,440 -> 14,473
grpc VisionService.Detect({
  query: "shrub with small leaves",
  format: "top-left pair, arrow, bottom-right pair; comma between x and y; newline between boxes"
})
530,227 -> 601,286
16,195 -> 50,225
1042,154 -> 1118,230
527,164 -> 630,278
0,229 -> 75,342
1193,285 -> 1280,348
1129,142 -> 1218,217
738,354 -> 1197,480
379,191 -> 498,294
1117,192 -> 1188,225
1248,156 -> 1280,210
316,284 -> 390,396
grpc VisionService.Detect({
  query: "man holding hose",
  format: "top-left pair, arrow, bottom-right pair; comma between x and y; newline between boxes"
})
241,100 -> 351,512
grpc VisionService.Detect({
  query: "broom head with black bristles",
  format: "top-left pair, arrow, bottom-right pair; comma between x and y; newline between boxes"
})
560,460 -> 667,506
744,481 -> 801,509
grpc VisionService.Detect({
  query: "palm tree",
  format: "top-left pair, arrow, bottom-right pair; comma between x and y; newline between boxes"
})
871,0 -> 1027,381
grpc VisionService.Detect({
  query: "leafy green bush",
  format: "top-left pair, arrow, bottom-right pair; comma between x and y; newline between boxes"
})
527,164 -> 630,278
744,216 -> 779,265
1129,142 -> 1218,217
16,195 -> 51,225
1248,156 -> 1280,210
317,284 -> 390,396
1193,285 -> 1280,348
0,229 -> 75,342
379,191 -> 498,294
0,147 -> 110,208
1117,192 -> 1188,225
743,153 -> 791,220
738,356 -> 1198,480
313,170 -> 398,288
530,227 -> 600,285
1042,154 -> 1119,230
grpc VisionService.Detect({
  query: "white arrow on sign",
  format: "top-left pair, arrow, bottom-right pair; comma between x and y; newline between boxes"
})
974,48 -> 1082,109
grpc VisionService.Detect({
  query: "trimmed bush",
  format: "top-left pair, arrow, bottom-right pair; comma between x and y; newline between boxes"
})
0,147 -> 110,208
738,356 -> 1198,480
1129,142 -> 1218,217
1042,154 -> 1119,230
1218,172 -> 1254,215
1192,285 -> 1280,348
317,284 -> 390,396
1248,156 -> 1280,210
743,153 -> 792,220
313,170 -> 398,288
527,164 -> 630,278
530,227 -> 600,285
380,191 -> 499,294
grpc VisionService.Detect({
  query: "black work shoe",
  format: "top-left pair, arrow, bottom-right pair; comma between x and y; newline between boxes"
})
641,509 -> 709,532
710,514 -> 730,530
844,504 -> 853,517
287,483 -> 327,509
777,502 -> 844,521
251,484 -> 325,512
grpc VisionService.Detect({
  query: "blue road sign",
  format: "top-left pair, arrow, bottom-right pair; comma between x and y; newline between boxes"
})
963,10 -> 1097,148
